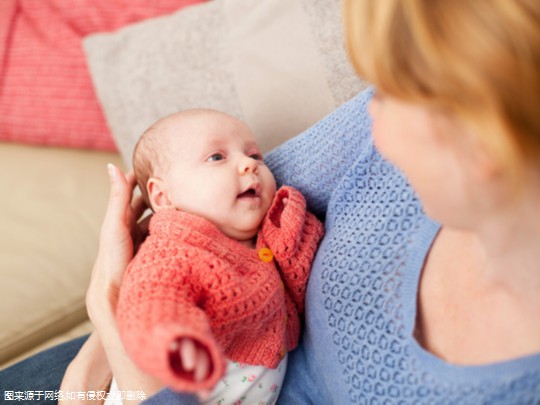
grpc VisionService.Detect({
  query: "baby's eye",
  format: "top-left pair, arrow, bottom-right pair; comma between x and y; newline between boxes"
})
249,153 -> 263,161
207,153 -> 225,162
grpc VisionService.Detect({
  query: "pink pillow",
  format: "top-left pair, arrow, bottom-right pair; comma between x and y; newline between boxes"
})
0,0 -> 205,150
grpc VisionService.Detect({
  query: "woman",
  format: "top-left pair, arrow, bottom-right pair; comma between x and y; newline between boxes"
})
2,0 -> 539,403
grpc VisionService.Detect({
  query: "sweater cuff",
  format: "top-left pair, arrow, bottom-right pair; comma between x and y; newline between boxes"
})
262,186 -> 307,261
128,322 -> 227,393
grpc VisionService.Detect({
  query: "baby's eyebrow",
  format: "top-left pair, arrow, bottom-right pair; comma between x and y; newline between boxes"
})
244,140 -> 260,150
204,136 -> 223,147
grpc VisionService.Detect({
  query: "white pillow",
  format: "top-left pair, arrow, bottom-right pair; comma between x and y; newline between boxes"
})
83,0 -> 367,165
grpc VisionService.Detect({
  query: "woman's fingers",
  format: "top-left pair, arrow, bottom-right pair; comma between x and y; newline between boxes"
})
124,169 -> 137,189
92,165 -> 138,291
131,194 -> 148,221
101,165 -> 129,236
106,164 -> 131,213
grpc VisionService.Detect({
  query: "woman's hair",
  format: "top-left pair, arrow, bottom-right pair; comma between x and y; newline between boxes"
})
344,0 -> 540,170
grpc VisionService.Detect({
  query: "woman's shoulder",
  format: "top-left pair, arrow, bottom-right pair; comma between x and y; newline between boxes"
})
271,88 -> 375,158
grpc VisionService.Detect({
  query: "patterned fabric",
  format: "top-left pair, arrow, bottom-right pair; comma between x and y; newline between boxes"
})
0,0 -> 203,150
117,186 -> 324,393
262,88 -> 540,404
107,357 -> 286,405
203,356 -> 287,405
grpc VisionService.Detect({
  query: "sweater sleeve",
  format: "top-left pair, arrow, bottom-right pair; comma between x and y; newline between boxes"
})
116,235 -> 226,393
264,87 -> 375,218
260,186 -> 324,316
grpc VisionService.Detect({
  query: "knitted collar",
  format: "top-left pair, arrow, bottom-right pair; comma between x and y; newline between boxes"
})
148,208 -> 264,260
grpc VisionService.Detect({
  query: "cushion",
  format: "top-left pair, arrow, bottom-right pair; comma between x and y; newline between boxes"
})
1,320 -> 94,369
0,0 -> 205,151
83,0 -> 368,165
0,143 -> 123,364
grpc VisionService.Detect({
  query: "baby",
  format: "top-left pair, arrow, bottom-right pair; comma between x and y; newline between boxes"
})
111,109 -> 324,404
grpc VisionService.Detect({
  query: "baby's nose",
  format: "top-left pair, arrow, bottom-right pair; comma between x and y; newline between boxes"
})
239,157 -> 258,174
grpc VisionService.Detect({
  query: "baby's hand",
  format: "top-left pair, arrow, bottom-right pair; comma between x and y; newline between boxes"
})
169,338 -> 211,383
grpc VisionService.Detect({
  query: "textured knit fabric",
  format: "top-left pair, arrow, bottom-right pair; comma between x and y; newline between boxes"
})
117,186 -> 324,393
264,88 -> 540,404
0,0 -> 204,150
139,88 -> 540,405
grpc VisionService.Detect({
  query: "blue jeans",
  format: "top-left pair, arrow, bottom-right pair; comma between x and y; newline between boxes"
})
0,335 -> 88,403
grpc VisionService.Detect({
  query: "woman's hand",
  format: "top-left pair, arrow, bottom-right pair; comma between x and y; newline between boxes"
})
87,164 -> 149,324
59,332 -> 112,404
82,164 -> 162,403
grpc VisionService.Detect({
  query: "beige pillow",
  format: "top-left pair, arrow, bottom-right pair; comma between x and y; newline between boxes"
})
83,0 -> 367,165
1,320 -> 94,369
0,143 -> 123,364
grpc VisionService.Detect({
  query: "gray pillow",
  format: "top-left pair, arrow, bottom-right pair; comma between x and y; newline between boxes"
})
83,0 -> 367,165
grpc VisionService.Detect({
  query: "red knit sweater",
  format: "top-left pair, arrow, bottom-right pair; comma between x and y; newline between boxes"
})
117,186 -> 324,392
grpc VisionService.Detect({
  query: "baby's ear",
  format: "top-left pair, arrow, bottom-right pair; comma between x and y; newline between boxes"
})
147,177 -> 173,211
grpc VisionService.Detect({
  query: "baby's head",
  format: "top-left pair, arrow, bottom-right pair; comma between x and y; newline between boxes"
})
133,109 -> 277,243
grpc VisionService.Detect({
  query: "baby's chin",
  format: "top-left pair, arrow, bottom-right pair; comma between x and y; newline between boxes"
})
221,224 -> 261,246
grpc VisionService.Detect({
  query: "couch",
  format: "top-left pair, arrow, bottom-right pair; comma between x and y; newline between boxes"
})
0,0 -> 367,370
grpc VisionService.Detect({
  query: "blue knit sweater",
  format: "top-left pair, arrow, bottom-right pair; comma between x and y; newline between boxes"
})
146,88 -> 540,404
265,88 -> 540,404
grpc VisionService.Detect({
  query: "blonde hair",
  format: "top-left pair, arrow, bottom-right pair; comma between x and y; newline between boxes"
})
344,0 -> 540,171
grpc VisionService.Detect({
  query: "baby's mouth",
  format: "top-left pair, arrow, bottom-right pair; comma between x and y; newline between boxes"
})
238,189 -> 257,198
237,184 -> 261,199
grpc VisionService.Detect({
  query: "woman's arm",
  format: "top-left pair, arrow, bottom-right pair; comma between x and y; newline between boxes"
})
85,165 -> 163,403
81,165 -> 205,404
59,332 -> 112,404
265,87 -> 374,218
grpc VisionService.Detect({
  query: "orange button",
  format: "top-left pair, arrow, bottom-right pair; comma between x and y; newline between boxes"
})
258,247 -> 274,262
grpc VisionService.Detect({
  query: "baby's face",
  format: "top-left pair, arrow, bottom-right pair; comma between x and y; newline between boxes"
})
160,113 -> 276,243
